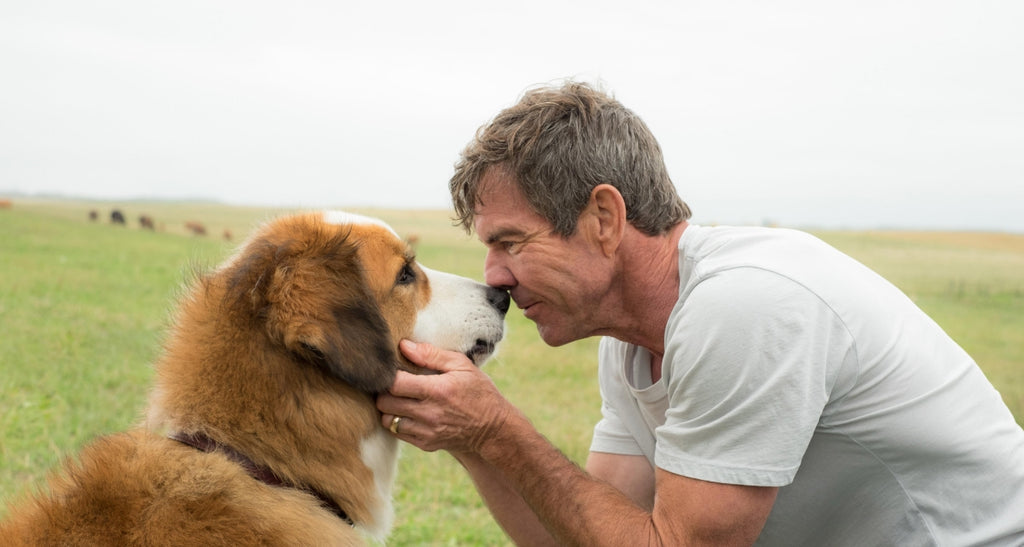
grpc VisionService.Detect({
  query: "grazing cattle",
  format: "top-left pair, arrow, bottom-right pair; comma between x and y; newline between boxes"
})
139,215 -> 155,230
89,210 -> 99,221
0,199 -> 12,209
185,221 -> 207,236
223,229 -> 233,241
110,210 -> 126,225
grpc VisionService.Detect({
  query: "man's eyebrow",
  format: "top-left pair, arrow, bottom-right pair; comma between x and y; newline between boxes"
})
483,227 -> 527,246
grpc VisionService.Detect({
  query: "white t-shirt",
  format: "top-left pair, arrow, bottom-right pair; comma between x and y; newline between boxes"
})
591,225 -> 1024,546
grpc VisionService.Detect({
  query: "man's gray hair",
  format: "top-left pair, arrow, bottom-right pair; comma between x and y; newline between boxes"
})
450,81 -> 691,237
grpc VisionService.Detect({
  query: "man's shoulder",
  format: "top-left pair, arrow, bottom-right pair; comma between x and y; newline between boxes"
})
683,225 -> 829,262
680,225 -> 864,295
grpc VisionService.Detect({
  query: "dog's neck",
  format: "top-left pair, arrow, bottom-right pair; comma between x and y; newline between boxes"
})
168,431 -> 354,527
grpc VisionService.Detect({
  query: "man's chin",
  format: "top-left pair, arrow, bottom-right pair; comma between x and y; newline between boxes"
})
535,323 -> 575,348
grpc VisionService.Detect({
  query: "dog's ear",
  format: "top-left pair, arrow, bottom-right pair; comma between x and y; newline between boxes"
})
281,296 -> 400,394
225,226 -> 400,394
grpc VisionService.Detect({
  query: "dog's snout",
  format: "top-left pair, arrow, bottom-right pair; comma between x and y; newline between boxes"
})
487,287 -> 511,315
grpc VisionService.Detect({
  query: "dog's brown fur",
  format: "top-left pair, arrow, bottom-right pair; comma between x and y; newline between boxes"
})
0,212 -> 493,546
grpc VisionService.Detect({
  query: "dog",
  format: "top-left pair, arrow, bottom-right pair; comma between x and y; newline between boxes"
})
0,211 -> 509,546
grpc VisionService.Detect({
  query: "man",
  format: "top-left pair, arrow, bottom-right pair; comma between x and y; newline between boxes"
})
376,81 -> 1024,545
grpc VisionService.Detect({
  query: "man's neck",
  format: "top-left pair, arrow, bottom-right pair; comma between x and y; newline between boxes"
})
614,222 -> 688,359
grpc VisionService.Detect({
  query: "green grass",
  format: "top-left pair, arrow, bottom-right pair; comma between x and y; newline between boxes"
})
1,199 -> 1021,545
0,204 -> 230,507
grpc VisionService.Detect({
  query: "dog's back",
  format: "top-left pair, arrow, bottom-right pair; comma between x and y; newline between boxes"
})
0,430 -> 363,546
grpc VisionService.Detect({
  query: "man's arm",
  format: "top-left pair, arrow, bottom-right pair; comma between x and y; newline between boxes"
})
451,450 -> 560,546
447,451 -> 655,546
377,341 -> 777,546
477,405 -> 777,546
585,452 -> 656,511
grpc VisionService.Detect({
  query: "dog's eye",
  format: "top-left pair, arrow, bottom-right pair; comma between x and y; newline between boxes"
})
396,264 -> 416,286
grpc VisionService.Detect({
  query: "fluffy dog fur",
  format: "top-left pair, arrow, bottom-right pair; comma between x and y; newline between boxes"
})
0,211 -> 508,546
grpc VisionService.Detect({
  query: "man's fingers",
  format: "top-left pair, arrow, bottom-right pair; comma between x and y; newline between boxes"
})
377,391 -> 416,419
377,341 -> 500,454
383,413 -> 408,436
388,341 -> 478,400
379,412 -> 439,452
400,340 -> 472,373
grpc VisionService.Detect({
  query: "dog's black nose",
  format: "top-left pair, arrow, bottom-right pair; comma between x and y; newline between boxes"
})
487,287 -> 511,315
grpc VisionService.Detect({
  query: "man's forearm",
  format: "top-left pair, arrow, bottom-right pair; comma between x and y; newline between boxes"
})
452,450 -> 560,547
473,408 -> 659,547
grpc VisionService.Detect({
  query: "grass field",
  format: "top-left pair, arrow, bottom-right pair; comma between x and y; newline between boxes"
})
2,198 -> 1022,545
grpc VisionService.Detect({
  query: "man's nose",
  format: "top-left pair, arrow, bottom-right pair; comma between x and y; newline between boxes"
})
483,251 -> 515,291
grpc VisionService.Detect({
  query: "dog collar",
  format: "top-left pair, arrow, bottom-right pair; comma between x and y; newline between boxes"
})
169,431 -> 355,527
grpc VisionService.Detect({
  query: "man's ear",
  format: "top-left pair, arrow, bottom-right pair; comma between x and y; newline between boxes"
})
585,184 -> 627,257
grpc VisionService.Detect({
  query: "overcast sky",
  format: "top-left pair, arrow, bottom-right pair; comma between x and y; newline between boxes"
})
2,1 -> 1022,232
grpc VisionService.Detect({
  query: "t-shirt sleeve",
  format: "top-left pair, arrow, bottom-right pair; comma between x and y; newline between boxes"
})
591,399 -> 647,456
655,267 -> 853,487
590,338 -> 647,457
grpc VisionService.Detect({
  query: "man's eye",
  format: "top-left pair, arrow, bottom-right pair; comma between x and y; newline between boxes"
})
396,264 -> 416,285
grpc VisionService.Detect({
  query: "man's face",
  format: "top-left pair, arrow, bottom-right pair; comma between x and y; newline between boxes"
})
472,170 -> 610,347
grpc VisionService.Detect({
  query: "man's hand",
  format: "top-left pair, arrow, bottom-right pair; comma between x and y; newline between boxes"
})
378,344 -> 777,546
377,340 -> 514,454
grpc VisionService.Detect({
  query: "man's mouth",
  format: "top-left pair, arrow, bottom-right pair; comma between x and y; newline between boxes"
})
513,294 -> 534,311
519,301 -> 540,319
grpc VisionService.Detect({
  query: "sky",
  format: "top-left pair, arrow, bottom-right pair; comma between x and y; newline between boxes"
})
2,1 -> 1022,233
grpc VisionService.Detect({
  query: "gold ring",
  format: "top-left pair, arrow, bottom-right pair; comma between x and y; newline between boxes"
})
389,415 -> 403,435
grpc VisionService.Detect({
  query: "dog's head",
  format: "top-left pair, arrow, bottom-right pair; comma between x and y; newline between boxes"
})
144,211 -> 507,538
218,211 -> 508,394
